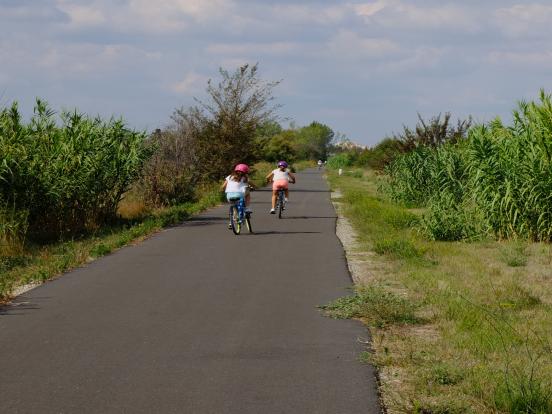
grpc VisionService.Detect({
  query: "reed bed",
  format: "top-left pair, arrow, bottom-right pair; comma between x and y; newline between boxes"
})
384,91 -> 552,241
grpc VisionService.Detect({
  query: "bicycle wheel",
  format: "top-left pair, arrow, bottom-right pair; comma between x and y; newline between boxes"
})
245,213 -> 253,233
229,205 -> 241,235
278,191 -> 284,219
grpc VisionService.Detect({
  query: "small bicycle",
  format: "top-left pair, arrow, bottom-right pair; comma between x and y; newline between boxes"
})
228,196 -> 252,235
275,188 -> 286,219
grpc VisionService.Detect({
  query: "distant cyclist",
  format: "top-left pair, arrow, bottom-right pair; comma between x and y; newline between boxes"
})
317,159 -> 323,170
266,161 -> 296,214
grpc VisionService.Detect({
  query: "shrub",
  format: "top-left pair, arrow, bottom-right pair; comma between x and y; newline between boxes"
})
421,192 -> 486,241
326,153 -> 353,169
0,100 -> 150,240
383,146 -> 438,207
139,129 -> 200,206
395,112 -> 472,151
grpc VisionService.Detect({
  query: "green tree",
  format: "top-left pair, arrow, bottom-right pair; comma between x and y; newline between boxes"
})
254,120 -> 283,159
294,121 -> 334,160
263,130 -> 298,162
174,64 -> 281,180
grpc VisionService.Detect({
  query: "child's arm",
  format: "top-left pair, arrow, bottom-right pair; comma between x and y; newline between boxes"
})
288,172 -> 296,183
220,179 -> 227,191
265,171 -> 274,183
245,175 -> 257,190
243,175 -> 256,190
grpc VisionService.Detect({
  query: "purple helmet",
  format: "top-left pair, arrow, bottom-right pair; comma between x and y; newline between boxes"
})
277,160 -> 288,168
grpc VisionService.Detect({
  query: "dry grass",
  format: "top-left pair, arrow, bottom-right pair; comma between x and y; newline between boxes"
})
117,191 -> 150,220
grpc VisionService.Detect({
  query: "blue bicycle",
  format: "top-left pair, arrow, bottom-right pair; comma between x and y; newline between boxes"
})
228,196 -> 252,235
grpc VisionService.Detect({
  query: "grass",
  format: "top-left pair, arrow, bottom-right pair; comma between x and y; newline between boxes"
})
320,285 -> 421,328
0,185 -> 223,302
326,168 -> 552,414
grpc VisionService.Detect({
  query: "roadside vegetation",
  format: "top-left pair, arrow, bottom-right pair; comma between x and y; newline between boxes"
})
325,92 -> 552,413
0,64 -> 331,301
327,169 -> 552,413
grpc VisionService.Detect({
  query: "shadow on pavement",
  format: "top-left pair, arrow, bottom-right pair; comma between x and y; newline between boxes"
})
179,217 -> 227,227
254,189 -> 330,193
251,231 -> 321,235
0,299 -> 42,316
282,216 -> 337,220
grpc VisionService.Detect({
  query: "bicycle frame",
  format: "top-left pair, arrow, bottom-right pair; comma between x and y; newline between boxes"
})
228,196 -> 252,234
275,189 -> 285,219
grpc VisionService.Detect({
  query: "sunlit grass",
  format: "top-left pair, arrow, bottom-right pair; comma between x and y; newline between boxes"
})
327,168 -> 552,413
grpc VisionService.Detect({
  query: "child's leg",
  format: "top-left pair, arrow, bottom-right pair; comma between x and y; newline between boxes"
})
245,194 -> 251,206
271,191 -> 277,208
284,189 -> 289,199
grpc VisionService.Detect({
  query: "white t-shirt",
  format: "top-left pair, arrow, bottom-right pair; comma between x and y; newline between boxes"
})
272,168 -> 290,182
225,175 -> 248,193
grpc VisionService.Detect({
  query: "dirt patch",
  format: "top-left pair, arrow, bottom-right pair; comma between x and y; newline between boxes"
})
333,192 -> 378,285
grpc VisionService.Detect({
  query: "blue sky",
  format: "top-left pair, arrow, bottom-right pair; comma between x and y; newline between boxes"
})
1,0 -> 552,145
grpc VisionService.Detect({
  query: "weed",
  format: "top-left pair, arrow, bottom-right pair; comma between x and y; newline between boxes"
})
494,373 -> 552,414
500,242 -> 529,267
413,399 -> 470,414
0,255 -> 29,273
321,285 -> 420,328
374,238 -> 424,259
494,282 -> 540,310
429,364 -> 464,386
383,209 -> 419,229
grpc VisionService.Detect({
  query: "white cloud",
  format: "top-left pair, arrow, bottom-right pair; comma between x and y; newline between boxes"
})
269,4 -> 349,24
495,4 -> 552,37
326,30 -> 399,60
377,46 -> 447,74
488,50 -> 552,68
353,1 -> 387,18
55,0 -> 235,33
0,3 -> 61,20
172,72 -> 209,94
206,41 -> 300,57
354,0 -> 479,32
30,42 -> 159,78
56,1 -> 106,28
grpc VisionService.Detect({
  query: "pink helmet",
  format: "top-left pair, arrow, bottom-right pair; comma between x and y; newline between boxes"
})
234,163 -> 250,173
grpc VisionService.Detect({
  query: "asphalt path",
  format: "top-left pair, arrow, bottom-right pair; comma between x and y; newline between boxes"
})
0,169 -> 381,413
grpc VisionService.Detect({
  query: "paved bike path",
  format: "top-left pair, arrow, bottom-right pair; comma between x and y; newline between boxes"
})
0,169 -> 381,413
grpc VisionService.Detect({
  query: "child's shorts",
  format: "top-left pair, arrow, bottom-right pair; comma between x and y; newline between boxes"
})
272,179 -> 289,191
226,192 -> 244,201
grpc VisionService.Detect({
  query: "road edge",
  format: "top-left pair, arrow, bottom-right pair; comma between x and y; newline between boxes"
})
330,189 -> 387,414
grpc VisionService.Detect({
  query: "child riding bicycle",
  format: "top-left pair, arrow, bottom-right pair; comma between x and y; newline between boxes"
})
265,161 -> 296,214
221,164 -> 253,226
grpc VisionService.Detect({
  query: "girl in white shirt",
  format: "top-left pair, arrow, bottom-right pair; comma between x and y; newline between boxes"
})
265,160 -> 296,214
221,163 -> 252,213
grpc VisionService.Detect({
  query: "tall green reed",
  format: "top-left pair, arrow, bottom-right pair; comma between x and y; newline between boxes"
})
384,90 -> 552,241
0,99 -> 151,242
